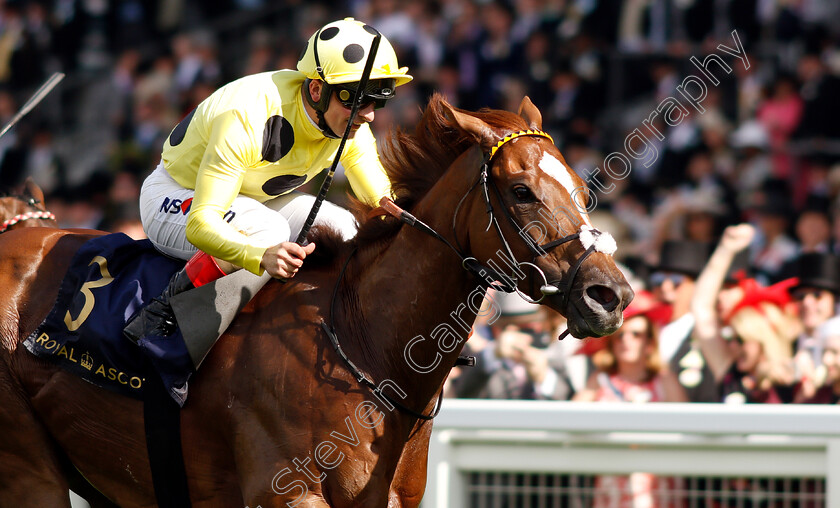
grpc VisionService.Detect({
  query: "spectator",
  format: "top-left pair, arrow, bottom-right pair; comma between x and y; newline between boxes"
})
832,203 -> 840,255
666,225 -> 753,402
749,188 -> 798,284
574,299 -> 685,404
453,292 -> 573,401
715,279 -> 800,403
691,225 -> 801,403
729,121 -> 772,211
647,239 -> 711,319
794,51 -> 840,140
789,252 -> 840,393
795,316 -> 840,404
756,73 -> 803,178
795,195 -> 832,254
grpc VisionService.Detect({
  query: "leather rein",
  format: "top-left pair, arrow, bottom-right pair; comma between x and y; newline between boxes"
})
320,129 -> 609,420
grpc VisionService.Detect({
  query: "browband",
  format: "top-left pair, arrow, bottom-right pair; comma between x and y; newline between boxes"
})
488,129 -> 554,161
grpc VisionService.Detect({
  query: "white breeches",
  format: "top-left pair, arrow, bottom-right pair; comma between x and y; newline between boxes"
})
138,163 -> 357,261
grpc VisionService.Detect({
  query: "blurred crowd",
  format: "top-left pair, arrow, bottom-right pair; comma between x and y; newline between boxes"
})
0,0 -> 838,246
0,1 -> 839,404
449,223 -> 840,408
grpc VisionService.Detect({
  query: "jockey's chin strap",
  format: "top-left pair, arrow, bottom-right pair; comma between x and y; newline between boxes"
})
0,198 -> 56,234
379,129 -> 613,313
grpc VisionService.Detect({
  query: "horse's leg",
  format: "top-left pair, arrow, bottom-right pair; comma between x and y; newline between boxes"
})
387,421 -> 433,508
60,452 -> 119,508
0,359 -> 73,507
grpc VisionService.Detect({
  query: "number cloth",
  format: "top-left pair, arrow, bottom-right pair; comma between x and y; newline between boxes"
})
23,234 -> 194,405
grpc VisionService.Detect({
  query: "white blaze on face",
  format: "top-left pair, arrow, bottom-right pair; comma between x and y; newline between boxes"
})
537,152 -> 593,227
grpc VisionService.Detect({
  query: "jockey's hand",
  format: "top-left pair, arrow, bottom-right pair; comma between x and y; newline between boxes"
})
261,241 -> 316,279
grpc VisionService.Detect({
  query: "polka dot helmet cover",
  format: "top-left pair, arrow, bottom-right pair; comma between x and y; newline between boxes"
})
297,18 -> 412,87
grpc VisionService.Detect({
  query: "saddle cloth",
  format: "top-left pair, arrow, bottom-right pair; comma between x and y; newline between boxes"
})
23,233 -> 195,406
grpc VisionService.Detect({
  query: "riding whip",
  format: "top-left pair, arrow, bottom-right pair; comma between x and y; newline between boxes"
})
0,72 -> 64,140
294,31 -> 382,245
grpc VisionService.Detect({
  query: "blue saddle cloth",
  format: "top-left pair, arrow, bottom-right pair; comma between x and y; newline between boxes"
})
23,233 -> 194,405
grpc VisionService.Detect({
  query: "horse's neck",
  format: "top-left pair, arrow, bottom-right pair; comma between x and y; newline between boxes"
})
351,152 -> 484,407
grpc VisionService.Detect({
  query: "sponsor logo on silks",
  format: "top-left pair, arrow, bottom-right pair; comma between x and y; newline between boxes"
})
159,196 -> 235,223
160,196 -> 193,215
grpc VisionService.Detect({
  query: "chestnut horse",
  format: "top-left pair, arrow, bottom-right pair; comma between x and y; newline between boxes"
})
0,95 -> 632,507
0,178 -> 57,233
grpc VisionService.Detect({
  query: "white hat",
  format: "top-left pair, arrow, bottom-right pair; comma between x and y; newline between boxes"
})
730,121 -> 769,150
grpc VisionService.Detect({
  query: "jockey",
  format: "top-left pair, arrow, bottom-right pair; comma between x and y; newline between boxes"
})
123,18 -> 412,344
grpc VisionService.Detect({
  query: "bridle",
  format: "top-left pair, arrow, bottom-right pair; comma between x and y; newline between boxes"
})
382,129 -> 612,313
320,128 -> 615,420
0,197 -> 56,234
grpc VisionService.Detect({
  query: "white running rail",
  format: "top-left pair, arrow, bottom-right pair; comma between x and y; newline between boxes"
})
424,399 -> 840,507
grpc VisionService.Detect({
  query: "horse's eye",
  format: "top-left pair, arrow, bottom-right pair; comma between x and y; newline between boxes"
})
512,185 -> 536,203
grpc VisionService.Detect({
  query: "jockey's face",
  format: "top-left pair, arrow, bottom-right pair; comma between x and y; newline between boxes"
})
306,79 -> 375,138
324,89 -> 376,138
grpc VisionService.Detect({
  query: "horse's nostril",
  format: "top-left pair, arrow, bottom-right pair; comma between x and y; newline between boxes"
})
586,285 -> 619,312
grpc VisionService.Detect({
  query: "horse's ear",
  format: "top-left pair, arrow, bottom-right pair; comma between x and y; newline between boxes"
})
518,96 -> 542,131
24,177 -> 45,204
441,100 -> 501,152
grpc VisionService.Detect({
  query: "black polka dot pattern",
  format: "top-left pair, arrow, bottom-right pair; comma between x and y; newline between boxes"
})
320,27 -> 339,40
363,25 -> 378,36
262,174 -> 307,196
168,108 -> 196,146
343,44 -> 364,64
261,115 -> 295,163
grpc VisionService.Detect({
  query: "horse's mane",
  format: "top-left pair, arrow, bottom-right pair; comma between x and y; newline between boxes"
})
308,93 -> 530,266
0,192 -> 32,201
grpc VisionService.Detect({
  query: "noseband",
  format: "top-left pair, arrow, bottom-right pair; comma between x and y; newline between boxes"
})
0,197 -> 56,234
380,129 -> 614,314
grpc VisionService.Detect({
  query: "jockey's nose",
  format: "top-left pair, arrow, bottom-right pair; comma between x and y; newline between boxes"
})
358,103 -> 375,123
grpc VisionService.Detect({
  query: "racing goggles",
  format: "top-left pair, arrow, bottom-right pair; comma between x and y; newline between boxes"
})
334,78 -> 396,110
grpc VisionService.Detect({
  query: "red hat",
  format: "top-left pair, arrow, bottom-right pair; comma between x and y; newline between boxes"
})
724,277 -> 798,323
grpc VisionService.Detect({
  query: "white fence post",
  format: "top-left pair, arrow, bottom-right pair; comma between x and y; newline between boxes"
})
827,438 -> 840,507
425,429 -> 467,508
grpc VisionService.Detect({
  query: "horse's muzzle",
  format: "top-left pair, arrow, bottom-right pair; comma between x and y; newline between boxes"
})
565,279 -> 634,338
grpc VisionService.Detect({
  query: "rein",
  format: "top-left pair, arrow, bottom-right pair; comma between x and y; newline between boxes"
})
319,129 -> 610,420
0,198 -> 56,234
321,247 -> 444,421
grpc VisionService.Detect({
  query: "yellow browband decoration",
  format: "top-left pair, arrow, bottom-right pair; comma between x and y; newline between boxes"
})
488,129 -> 554,160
